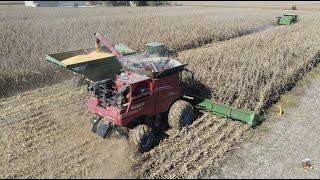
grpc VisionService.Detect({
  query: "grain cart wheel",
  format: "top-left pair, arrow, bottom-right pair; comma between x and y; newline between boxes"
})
129,125 -> 154,153
168,100 -> 194,130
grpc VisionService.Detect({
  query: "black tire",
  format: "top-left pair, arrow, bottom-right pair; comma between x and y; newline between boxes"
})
128,125 -> 154,153
91,116 -> 102,133
168,100 -> 194,130
112,126 -> 130,139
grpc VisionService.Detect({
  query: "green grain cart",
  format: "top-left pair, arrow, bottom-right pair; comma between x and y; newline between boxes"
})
277,14 -> 298,25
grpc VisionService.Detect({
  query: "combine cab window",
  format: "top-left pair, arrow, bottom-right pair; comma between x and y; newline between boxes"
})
132,82 -> 150,97
146,42 -> 166,57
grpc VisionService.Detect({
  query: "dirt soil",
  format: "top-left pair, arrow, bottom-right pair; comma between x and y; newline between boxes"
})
209,66 -> 320,179
0,79 -> 134,178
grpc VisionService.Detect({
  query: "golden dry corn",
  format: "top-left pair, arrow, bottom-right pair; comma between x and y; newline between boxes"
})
62,51 -> 113,65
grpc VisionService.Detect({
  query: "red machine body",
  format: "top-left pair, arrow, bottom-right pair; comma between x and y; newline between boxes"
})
86,33 -> 189,146
87,70 -> 183,126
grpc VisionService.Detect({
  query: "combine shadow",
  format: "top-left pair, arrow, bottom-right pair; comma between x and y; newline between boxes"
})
151,131 -> 170,150
148,77 -> 213,151
181,76 -> 213,100
181,76 -> 213,119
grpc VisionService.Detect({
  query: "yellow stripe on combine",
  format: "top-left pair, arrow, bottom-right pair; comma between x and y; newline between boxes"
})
61,51 -> 113,65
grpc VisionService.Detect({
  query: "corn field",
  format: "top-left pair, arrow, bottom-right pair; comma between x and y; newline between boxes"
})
0,6 -> 278,97
0,6 -> 319,114
179,13 -> 320,112
1,4 -> 320,179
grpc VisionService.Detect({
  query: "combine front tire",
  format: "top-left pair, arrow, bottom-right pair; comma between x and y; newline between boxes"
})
129,125 -> 154,153
168,100 -> 194,130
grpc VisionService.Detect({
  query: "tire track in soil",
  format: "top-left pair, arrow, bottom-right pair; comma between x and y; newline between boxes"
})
134,113 -> 250,179
0,79 -> 134,179
0,81 -> 86,178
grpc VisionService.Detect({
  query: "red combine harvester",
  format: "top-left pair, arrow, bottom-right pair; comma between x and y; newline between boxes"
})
87,33 -> 194,152
46,33 -> 261,153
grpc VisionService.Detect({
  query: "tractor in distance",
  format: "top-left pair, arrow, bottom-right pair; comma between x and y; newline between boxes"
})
46,33 -> 261,153
277,14 -> 298,25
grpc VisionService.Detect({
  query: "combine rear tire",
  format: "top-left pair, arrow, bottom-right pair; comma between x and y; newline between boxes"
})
129,125 -> 154,153
168,100 -> 194,130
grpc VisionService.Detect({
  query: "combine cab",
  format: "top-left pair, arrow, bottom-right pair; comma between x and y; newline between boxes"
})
277,14 -> 298,25
145,42 -> 177,57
